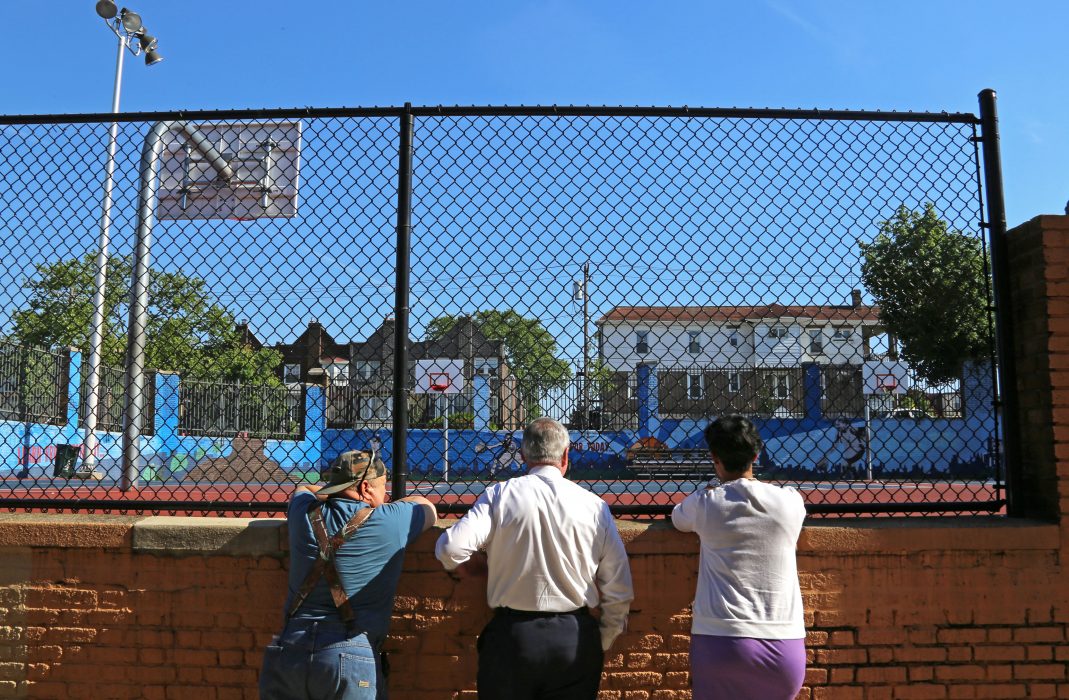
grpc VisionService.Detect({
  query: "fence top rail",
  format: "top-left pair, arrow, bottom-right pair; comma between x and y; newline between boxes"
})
0,342 -> 68,359
0,104 -> 980,126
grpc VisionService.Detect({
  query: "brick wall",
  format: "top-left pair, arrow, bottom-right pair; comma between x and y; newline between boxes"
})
0,216 -> 1066,699
0,515 -> 1063,700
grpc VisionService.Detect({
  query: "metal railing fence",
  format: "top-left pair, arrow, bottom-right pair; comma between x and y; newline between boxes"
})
179,381 -> 304,440
326,374 -> 521,431
0,98 -> 1011,517
0,342 -> 66,425
79,363 -> 156,435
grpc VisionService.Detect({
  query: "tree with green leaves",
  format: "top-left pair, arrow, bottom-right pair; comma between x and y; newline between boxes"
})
859,204 -> 990,385
9,252 -> 282,384
426,310 -> 573,417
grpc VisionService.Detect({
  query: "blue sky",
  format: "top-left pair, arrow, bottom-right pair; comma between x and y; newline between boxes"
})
2,0 -> 1066,227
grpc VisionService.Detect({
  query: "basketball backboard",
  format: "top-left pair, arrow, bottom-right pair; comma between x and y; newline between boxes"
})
157,121 -> 301,221
862,359 -> 910,395
415,359 -> 465,394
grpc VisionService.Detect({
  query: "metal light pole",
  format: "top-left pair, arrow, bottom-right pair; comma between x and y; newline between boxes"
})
81,1 -> 162,474
573,262 -> 590,428
582,261 -> 590,427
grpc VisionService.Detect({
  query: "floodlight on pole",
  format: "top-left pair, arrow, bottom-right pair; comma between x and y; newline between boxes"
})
80,3 -> 163,475
119,8 -> 142,33
95,0 -> 117,19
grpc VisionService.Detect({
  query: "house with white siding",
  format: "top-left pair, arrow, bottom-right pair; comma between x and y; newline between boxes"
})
594,292 -> 885,420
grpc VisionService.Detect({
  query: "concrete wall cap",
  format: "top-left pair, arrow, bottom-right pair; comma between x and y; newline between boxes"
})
132,516 -> 285,557
0,514 -> 1057,558
0,513 -> 139,548
800,517 -> 1058,553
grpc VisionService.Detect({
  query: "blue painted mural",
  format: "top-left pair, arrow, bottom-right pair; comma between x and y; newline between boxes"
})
0,350 -> 997,484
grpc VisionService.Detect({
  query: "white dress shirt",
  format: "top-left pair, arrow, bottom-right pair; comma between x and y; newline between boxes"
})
435,465 -> 634,650
671,478 -> 806,639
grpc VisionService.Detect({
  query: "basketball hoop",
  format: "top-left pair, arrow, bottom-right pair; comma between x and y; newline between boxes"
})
429,373 -> 451,393
426,372 -> 453,483
875,374 -> 898,393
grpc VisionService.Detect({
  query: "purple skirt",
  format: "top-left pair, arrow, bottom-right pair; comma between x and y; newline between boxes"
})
690,634 -> 806,700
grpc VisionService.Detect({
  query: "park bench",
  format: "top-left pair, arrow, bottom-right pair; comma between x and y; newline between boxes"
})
627,447 -> 715,479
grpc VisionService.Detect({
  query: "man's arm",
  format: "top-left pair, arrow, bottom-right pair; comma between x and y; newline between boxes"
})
595,503 -> 634,651
434,490 -> 494,572
398,495 -> 438,532
670,489 -> 700,533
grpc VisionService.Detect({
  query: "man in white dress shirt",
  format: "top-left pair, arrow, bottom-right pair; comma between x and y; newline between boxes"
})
435,417 -> 634,700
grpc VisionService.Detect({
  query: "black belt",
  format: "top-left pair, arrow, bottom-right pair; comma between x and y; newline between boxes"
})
494,606 -> 589,618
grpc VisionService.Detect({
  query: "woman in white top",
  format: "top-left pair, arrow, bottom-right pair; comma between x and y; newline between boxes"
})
672,415 -> 807,700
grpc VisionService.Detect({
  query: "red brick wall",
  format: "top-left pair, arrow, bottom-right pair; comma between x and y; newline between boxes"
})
0,217 -> 1067,699
0,515 -> 1063,700
1007,215 -> 1069,521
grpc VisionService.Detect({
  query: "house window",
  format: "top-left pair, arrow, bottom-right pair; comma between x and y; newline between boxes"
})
687,373 -> 704,400
359,395 -> 390,421
833,326 -> 853,342
809,329 -> 824,354
283,364 -> 301,384
727,371 -> 741,393
354,361 -> 380,380
326,363 -> 349,384
475,358 -> 499,376
770,372 -> 791,399
767,325 -> 788,340
635,330 -> 649,355
687,331 -> 701,355
728,327 -> 741,348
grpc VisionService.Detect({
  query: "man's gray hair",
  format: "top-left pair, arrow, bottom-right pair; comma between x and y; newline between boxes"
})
521,417 -> 570,465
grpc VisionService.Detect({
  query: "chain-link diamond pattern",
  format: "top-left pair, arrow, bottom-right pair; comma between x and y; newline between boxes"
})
0,107 -> 1002,517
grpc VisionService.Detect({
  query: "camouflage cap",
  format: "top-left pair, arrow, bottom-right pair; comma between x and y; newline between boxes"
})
318,449 -> 388,496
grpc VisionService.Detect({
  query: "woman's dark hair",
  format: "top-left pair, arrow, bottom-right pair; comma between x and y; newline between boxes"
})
703,415 -> 764,474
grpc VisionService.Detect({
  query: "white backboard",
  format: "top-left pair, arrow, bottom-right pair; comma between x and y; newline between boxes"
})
158,121 -> 301,221
415,359 -> 466,394
862,359 -> 911,395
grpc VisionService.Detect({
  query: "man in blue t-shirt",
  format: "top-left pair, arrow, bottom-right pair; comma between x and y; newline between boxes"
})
259,450 -> 437,700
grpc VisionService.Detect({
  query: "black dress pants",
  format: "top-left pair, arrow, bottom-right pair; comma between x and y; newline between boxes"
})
477,608 -> 604,700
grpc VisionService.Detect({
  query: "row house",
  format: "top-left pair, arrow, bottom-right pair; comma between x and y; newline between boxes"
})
239,318 -> 524,429
595,292 -> 885,421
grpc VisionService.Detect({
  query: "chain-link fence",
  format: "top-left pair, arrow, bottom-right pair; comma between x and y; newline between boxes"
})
0,102 -> 1009,516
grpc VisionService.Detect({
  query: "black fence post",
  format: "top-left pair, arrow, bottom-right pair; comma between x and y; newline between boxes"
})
392,104 -> 414,501
978,88 -> 1022,516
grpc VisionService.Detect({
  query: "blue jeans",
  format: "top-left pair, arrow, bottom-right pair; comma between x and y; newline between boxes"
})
259,619 -> 384,700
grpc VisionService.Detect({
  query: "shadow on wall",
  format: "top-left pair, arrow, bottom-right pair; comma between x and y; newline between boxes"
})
382,523 -> 705,696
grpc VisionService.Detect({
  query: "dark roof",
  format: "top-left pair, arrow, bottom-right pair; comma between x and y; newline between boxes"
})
350,319 -> 395,361
598,304 -> 881,325
256,317 -> 506,363
347,316 -> 504,360
412,317 -> 502,359
270,321 -> 349,362
235,323 -> 262,350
